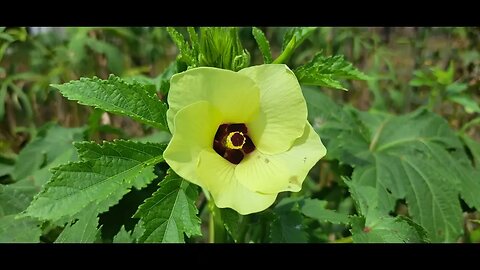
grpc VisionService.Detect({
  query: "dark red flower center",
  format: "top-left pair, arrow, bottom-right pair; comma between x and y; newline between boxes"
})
213,123 -> 256,165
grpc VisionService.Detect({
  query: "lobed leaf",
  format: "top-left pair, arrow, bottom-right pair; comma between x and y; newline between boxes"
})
52,75 -> 168,130
23,140 -> 166,222
134,169 -> 201,243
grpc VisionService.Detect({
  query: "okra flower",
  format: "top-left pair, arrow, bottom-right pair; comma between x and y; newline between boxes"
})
164,64 -> 326,215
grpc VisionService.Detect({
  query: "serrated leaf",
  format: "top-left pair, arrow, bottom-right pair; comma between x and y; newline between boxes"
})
270,197 -> 308,243
356,111 -> 467,242
11,125 -> 85,181
131,222 -> 145,243
301,199 -> 350,225
305,90 -> 478,242
23,140 -> 166,221
131,168 -> 157,190
51,75 -> 168,130
302,87 -> 363,163
352,110 -> 473,242
113,226 -> 133,243
134,170 -> 201,243
55,205 -> 100,243
270,211 -> 308,243
347,181 -> 429,243
350,215 -> 429,243
252,27 -> 272,64
219,208 -> 241,242
295,53 -> 369,90
166,27 -> 196,67
0,215 -> 41,243
187,27 -> 200,56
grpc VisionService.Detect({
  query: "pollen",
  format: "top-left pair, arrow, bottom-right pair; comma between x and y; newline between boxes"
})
225,132 -> 245,149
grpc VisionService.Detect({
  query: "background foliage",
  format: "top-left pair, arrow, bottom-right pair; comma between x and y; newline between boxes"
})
1,27 -> 479,243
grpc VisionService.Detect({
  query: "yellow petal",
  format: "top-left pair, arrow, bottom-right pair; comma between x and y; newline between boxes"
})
235,122 -> 327,194
196,149 -> 277,215
239,64 -> 307,155
163,101 -> 223,187
167,67 -> 260,132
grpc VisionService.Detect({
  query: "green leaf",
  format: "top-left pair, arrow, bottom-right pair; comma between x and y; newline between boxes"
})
301,199 -> 350,225
295,53 -> 369,90
11,124 -> 85,181
219,208 -> 241,242
346,180 -> 429,243
131,222 -> 145,243
270,211 -> 308,243
55,205 -> 100,243
113,226 -> 133,243
302,87 -> 361,162
446,82 -> 468,95
409,71 -> 434,87
0,183 -> 39,217
166,27 -> 196,67
187,27 -> 200,56
0,163 -> 13,178
124,62 -> 179,96
134,169 -> 201,243
84,38 -> 124,75
305,91 -> 478,242
158,61 -> 179,95
0,215 -> 41,243
51,75 -> 168,131
270,197 -> 308,243
350,215 -> 429,243
131,169 -> 157,190
432,63 -> 454,85
23,140 -> 166,221
448,95 -> 480,114
350,110 -> 472,242
252,27 -> 272,64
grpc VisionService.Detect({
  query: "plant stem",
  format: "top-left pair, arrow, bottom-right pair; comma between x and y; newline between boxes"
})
209,209 -> 215,243
272,37 -> 296,64
208,199 -> 225,243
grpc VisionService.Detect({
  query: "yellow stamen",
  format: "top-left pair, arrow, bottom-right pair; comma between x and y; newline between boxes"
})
225,131 -> 245,150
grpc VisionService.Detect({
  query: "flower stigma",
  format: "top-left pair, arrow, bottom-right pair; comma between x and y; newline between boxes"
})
213,123 -> 256,165
226,132 -> 245,149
